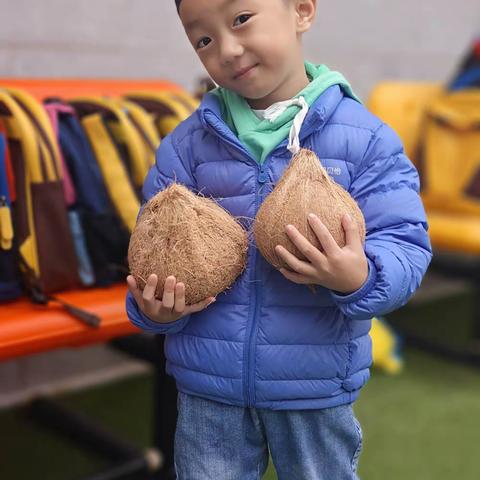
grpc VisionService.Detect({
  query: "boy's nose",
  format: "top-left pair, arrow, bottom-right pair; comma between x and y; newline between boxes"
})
219,36 -> 244,65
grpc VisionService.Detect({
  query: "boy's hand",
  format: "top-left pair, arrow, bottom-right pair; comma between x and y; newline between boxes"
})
127,274 -> 216,324
275,213 -> 369,294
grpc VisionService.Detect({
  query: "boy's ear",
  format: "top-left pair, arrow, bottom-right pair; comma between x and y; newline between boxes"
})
295,0 -> 316,33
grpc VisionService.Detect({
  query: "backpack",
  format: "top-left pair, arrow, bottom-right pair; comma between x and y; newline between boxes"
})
44,102 -> 95,287
69,97 -> 143,232
420,89 -> 480,216
51,100 -> 132,286
0,125 -> 22,301
449,36 -> 480,90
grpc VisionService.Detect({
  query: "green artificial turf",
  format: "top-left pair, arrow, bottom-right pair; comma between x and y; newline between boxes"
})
1,346 -> 479,480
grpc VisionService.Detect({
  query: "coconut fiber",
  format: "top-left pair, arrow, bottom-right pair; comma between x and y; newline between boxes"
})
254,148 -> 366,269
128,183 -> 248,305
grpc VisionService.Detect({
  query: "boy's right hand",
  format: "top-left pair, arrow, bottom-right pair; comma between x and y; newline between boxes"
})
127,274 -> 216,324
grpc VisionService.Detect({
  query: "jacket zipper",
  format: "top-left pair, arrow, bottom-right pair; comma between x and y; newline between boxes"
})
244,163 -> 269,406
203,112 -> 301,406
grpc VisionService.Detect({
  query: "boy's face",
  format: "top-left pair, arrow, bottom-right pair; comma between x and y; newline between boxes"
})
179,0 -> 315,109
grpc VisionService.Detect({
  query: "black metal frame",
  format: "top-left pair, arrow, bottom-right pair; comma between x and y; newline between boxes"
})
399,251 -> 480,366
29,397 -> 159,480
110,334 -> 178,480
23,334 -> 176,480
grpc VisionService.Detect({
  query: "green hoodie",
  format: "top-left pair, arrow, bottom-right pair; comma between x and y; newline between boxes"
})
211,61 -> 360,164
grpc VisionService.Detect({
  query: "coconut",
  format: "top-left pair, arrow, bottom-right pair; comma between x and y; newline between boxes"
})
254,148 -> 366,269
128,183 -> 248,305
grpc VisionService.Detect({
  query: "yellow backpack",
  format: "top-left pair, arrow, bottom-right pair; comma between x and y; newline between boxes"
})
0,88 -> 80,294
420,89 -> 480,216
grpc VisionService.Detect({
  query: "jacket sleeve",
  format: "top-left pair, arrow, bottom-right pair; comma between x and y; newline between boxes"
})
126,290 -> 192,334
125,132 -> 197,334
330,122 -> 433,320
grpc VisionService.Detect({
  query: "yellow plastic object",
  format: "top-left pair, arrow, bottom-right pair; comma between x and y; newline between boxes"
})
422,90 -> 480,209
425,211 -> 480,255
371,317 -> 403,374
368,83 -> 480,256
367,82 -> 443,161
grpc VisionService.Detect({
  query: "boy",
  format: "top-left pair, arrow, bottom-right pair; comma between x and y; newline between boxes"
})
126,0 -> 432,478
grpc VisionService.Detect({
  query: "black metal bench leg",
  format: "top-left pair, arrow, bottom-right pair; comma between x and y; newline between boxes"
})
110,334 -> 178,479
29,397 -> 161,480
469,278 -> 480,354
152,335 -> 178,480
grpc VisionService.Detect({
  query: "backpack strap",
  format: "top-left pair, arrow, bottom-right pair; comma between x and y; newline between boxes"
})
125,90 -> 196,137
71,97 -> 149,191
115,98 -> 160,156
44,102 -> 77,206
6,87 -> 63,182
78,111 -> 140,232
169,89 -> 200,112
0,89 -> 41,275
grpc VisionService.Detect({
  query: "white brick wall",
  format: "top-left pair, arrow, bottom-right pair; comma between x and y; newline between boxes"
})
1,0 -> 479,98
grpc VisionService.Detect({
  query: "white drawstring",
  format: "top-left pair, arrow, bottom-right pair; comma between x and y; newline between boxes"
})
263,96 -> 309,155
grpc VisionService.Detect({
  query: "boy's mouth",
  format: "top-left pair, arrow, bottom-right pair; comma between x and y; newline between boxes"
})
233,64 -> 258,80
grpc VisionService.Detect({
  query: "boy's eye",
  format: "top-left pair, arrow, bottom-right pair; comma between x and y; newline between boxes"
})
233,14 -> 251,26
196,37 -> 211,49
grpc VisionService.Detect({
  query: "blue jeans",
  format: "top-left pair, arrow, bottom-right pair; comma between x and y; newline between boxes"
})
174,392 -> 363,480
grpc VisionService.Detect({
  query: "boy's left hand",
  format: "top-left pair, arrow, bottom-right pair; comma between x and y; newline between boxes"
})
275,213 -> 369,294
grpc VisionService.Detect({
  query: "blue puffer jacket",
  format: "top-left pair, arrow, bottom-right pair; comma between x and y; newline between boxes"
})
126,85 -> 432,410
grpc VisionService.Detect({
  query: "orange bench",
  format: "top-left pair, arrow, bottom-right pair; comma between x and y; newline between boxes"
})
0,284 -> 138,360
0,78 -> 182,101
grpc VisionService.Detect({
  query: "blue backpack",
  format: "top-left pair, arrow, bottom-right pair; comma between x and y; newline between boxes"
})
52,101 -> 131,286
449,36 -> 480,90
0,130 -> 22,301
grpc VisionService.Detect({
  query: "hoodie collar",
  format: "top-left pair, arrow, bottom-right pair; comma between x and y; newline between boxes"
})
198,84 -> 345,159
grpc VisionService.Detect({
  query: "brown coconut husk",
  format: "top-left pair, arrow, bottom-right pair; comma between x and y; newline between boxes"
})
128,183 -> 248,305
254,148 -> 366,269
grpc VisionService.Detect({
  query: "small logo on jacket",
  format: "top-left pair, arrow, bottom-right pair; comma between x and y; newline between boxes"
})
326,166 -> 342,176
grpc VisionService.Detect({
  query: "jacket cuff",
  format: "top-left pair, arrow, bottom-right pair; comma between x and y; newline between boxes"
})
138,309 -> 190,334
126,291 -> 190,334
329,257 -> 378,305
